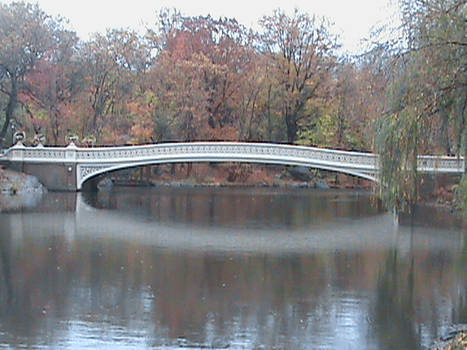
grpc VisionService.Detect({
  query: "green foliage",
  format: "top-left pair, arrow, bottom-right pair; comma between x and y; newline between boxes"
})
376,109 -> 420,213
298,114 -> 335,148
375,0 -> 466,213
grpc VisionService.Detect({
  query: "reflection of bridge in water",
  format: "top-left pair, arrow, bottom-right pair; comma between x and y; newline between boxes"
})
3,141 -> 464,191
1,190 -> 463,350
4,193 -> 462,254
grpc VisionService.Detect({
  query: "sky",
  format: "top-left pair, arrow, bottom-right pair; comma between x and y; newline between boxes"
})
5,0 -> 400,55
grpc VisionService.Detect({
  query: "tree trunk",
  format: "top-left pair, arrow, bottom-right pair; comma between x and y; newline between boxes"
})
285,112 -> 297,143
0,77 -> 18,147
439,104 -> 451,155
266,85 -> 272,141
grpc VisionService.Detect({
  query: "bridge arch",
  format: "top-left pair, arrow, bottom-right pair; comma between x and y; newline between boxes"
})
78,158 -> 379,190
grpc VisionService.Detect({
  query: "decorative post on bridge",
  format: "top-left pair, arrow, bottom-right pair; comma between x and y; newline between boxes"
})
4,132 -> 27,174
13,131 -> 25,146
66,139 -> 78,160
7,132 -> 26,162
65,137 -> 79,191
33,133 -> 45,147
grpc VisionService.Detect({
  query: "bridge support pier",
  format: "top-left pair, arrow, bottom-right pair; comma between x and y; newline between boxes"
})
8,162 -> 77,192
419,173 -> 462,199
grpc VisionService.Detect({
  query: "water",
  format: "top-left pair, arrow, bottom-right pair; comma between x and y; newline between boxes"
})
0,187 -> 465,349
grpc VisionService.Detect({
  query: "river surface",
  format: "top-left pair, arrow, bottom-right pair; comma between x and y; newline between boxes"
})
0,187 -> 465,349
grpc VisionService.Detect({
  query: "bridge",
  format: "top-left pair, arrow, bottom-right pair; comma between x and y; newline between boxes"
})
2,141 -> 464,191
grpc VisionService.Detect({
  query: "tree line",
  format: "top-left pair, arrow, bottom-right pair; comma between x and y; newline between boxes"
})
0,1 -> 465,210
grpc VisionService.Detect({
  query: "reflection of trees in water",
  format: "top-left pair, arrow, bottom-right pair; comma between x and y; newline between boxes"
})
457,242 -> 467,322
372,224 -> 466,350
143,252 -> 332,347
83,187 -> 382,230
373,247 -> 420,349
0,206 -> 464,348
0,224 -> 74,344
0,222 -> 13,303
0,227 -> 388,348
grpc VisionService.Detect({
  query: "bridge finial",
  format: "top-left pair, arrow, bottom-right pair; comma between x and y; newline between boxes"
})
13,131 -> 26,147
33,133 -> 45,148
67,135 -> 79,148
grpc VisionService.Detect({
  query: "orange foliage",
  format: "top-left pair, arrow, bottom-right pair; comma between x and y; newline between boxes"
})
7,6 -> 386,153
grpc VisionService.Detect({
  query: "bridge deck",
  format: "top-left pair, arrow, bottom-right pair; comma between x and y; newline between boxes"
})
3,142 -> 464,191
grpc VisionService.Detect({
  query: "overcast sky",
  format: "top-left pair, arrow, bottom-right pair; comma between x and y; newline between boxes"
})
7,0 -> 400,54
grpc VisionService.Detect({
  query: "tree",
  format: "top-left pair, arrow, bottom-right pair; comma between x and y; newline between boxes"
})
259,9 -> 339,143
375,0 -> 466,211
79,29 -> 152,144
0,2 -> 61,146
22,29 -> 83,145
330,60 -> 382,151
147,12 -> 255,141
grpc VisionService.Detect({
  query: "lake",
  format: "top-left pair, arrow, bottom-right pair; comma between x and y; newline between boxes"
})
0,186 -> 465,349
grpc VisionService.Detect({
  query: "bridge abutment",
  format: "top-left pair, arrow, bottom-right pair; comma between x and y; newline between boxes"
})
9,161 -> 77,191
419,173 -> 462,199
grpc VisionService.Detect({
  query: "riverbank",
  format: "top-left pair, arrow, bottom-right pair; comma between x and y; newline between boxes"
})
430,326 -> 466,350
111,163 -> 373,190
0,167 -> 45,194
1,164 -> 464,224
0,167 -> 46,211
419,176 -> 466,224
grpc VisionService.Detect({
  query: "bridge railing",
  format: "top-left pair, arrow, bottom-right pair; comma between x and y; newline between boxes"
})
71,142 -> 378,170
417,155 -> 464,173
5,141 -> 464,173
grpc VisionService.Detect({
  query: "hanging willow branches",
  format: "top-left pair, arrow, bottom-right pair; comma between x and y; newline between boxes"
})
375,0 -> 466,212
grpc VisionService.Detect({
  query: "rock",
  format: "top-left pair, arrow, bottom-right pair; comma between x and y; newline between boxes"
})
315,180 -> 330,190
0,169 -> 46,211
288,166 -> 312,181
97,177 -> 114,191
0,169 -> 46,195
430,325 -> 467,350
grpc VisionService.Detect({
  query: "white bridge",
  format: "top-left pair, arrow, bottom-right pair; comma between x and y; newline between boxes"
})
3,141 -> 464,191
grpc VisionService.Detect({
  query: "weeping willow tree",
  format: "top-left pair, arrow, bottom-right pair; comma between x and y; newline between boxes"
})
376,61 -> 430,212
375,0 -> 466,213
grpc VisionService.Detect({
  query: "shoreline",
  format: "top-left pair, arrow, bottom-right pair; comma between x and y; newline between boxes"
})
0,167 -> 463,223
0,167 -> 46,195
111,180 -> 465,225
430,326 -> 466,350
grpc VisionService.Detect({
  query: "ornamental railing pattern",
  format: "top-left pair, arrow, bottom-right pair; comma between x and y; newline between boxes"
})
5,142 -> 378,165
5,141 -> 464,189
7,142 -> 463,169
73,142 -> 379,169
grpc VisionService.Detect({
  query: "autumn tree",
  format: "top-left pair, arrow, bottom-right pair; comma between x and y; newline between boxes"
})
0,2 -> 61,146
147,11 -> 256,141
259,9 -> 339,143
331,60 -> 384,151
22,29 -> 83,145
297,61 -> 364,150
237,53 -> 277,141
79,29 -> 151,144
